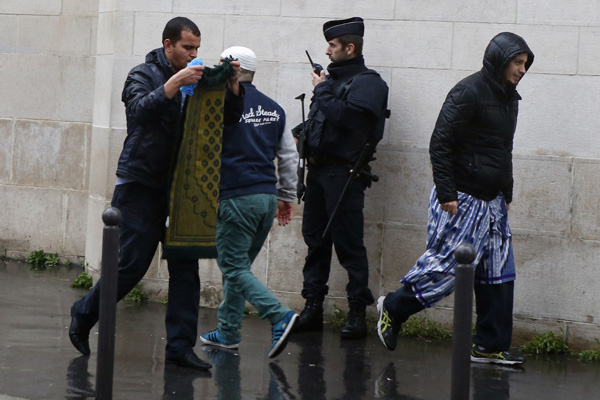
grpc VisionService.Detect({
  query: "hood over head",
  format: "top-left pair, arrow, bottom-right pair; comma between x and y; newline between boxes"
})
482,32 -> 534,85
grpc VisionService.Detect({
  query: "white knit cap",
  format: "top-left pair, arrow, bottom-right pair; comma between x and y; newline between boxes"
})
220,46 -> 257,72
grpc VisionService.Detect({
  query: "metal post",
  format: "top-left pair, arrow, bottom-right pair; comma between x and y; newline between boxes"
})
451,243 -> 476,400
96,207 -> 121,400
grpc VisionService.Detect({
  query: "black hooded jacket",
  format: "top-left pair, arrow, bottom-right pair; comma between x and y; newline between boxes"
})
429,32 -> 534,204
117,48 -> 243,190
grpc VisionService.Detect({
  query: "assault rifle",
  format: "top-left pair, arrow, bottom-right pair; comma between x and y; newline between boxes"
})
322,143 -> 379,238
295,93 -> 307,204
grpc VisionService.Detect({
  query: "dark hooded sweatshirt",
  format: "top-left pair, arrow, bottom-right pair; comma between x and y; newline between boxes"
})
429,32 -> 534,204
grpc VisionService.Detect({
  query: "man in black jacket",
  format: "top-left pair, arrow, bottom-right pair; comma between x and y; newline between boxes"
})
68,17 -> 244,370
294,17 -> 389,339
376,32 -> 534,365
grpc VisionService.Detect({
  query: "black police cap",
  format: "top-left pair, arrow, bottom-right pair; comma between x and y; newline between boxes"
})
323,17 -> 364,41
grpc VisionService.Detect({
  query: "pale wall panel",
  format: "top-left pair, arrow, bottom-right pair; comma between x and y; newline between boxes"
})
367,20 -> 453,69
224,16 -> 320,65
0,0 -> 61,15
11,54 -> 59,120
375,149 -> 432,226
282,1 -> 394,19
514,235 -> 600,323
0,186 -> 65,253
99,0 -> 117,14
88,125 -> 111,198
516,74 -> 600,159
0,119 -> 13,184
0,55 -> 19,118
96,11 -> 135,55
518,0 -> 600,26
571,159 -> 600,240
395,0 -> 517,23
510,156 -> 573,236
0,15 -> 18,53
62,0 -> 100,16
58,56 -> 96,123
116,0 -> 171,13
63,190 -> 90,256
578,27 -> 600,76
89,126 -> 123,199
388,68 -> 467,149
92,55 -> 115,128
18,16 -> 92,56
175,0 -> 280,15
12,121 -> 89,190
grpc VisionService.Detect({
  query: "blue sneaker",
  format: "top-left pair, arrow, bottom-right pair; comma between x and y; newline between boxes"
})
269,311 -> 298,358
200,328 -> 239,349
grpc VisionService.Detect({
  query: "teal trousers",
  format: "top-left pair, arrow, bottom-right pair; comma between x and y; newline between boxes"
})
216,194 -> 291,343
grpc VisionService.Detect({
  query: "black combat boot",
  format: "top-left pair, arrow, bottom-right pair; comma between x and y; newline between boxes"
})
293,298 -> 324,332
341,307 -> 367,340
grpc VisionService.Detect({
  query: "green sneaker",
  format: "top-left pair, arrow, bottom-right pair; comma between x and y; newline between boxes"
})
470,344 -> 525,365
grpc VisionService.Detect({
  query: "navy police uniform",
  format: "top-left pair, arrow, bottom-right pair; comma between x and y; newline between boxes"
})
296,17 -> 389,337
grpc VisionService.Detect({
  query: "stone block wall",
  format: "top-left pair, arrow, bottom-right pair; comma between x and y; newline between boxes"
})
0,0 -> 98,259
3,1 -> 600,345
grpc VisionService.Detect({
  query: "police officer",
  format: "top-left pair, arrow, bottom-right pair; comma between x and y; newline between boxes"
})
294,17 -> 389,339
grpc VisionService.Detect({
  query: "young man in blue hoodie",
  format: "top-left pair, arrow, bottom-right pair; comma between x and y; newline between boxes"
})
199,46 -> 299,358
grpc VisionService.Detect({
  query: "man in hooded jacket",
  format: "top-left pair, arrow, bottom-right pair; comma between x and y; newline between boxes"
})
376,32 -> 534,365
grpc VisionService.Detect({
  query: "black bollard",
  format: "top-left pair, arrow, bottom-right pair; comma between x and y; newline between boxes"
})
450,243 -> 476,400
96,207 -> 121,400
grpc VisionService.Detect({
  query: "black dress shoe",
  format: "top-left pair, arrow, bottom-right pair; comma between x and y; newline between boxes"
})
341,308 -> 367,340
69,307 -> 91,355
166,352 -> 212,371
293,298 -> 323,333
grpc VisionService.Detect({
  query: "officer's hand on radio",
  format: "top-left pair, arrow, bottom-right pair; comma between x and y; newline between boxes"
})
312,70 -> 326,87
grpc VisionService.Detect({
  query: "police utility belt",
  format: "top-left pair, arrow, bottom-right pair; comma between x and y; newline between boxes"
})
307,154 -> 352,168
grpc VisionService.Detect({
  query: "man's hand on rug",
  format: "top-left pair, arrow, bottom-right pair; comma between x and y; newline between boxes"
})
276,200 -> 293,226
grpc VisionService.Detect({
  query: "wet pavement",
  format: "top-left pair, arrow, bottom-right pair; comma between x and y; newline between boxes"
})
1,260 -> 600,400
